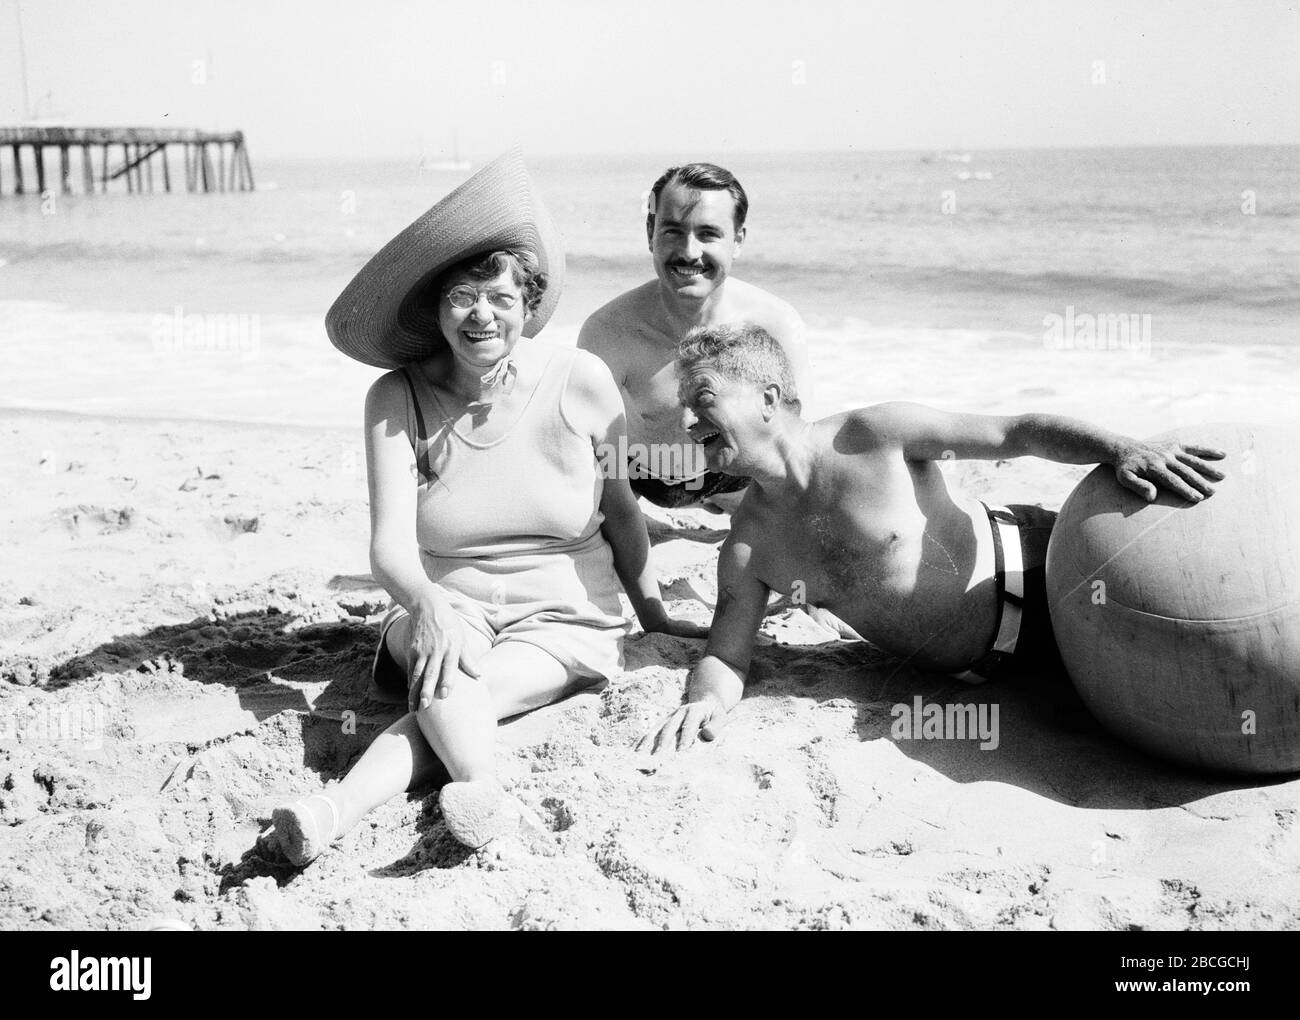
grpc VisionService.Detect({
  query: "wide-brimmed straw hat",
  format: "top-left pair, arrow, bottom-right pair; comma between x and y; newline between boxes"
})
325,148 -> 564,369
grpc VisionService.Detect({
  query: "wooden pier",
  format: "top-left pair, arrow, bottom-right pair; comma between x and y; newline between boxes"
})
0,127 -> 254,196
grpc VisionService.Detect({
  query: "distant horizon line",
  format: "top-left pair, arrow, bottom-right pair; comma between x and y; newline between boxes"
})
244,140 -> 1300,162
0,124 -> 1293,159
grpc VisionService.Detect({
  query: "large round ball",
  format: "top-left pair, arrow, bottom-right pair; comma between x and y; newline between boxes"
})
1045,422 -> 1300,775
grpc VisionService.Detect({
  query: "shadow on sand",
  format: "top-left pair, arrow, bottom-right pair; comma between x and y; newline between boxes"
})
737,631 -> 1285,810
49,606 -> 473,883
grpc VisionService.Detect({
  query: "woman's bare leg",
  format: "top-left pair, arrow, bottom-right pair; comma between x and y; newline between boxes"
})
325,713 -> 439,833
323,614 -> 490,831
420,640 -> 591,846
273,626 -> 591,859
323,640 -> 580,842
413,640 -> 582,784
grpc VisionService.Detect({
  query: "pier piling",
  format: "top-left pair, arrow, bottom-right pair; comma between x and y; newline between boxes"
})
0,127 -> 254,196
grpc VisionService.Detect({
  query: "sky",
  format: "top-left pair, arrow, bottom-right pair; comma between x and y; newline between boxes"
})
1,0 -> 1297,158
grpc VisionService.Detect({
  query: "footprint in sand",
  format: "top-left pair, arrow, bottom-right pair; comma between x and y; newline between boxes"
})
55,504 -> 134,536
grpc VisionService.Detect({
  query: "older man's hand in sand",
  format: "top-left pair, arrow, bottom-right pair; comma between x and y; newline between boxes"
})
637,694 -> 730,756
637,653 -> 745,756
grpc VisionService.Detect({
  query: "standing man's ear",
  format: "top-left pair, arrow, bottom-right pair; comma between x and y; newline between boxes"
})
733,225 -> 746,257
645,188 -> 659,251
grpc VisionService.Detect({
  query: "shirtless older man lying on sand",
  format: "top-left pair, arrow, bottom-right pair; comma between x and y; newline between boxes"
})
640,322 -> 1226,755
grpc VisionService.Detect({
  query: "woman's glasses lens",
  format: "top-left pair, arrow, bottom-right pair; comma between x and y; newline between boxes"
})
446,287 -> 519,310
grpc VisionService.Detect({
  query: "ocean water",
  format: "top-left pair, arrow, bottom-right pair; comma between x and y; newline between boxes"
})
1,146 -> 1297,428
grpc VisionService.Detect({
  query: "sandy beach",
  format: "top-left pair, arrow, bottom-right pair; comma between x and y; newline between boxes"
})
3,344 -> 1298,930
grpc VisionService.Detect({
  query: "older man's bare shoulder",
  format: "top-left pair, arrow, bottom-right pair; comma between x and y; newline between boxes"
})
810,406 -> 903,455
799,411 -> 906,502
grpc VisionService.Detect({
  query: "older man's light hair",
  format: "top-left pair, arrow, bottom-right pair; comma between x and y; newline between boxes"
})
677,322 -> 801,411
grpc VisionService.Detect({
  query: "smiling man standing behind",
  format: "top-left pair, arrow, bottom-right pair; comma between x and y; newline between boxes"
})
578,163 -> 808,510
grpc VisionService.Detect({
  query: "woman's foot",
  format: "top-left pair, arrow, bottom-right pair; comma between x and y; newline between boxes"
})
438,781 -> 545,849
264,792 -> 342,867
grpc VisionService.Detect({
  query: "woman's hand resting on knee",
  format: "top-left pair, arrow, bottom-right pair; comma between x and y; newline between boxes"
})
407,592 -> 481,711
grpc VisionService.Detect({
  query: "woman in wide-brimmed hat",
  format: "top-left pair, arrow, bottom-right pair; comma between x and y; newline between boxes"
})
265,150 -> 705,863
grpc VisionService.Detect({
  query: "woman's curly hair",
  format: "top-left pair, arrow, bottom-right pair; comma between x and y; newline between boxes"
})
439,249 -> 547,315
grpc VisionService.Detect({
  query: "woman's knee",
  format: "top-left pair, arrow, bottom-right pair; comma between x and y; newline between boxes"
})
412,672 -> 493,723
382,614 -> 413,671
475,643 -> 594,717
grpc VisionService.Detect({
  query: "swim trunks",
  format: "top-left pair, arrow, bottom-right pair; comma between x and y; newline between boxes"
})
953,503 -> 1067,684
630,471 -> 750,508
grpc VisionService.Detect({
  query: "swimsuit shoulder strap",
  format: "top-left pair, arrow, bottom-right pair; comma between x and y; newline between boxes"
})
546,346 -> 591,439
400,367 -> 434,484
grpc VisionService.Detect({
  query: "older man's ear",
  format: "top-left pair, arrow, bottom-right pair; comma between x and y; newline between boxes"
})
762,383 -> 783,421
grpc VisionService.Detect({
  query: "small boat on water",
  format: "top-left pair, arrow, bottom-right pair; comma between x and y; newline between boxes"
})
922,151 -> 973,165
421,156 -> 471,172
420,132 -> 471,172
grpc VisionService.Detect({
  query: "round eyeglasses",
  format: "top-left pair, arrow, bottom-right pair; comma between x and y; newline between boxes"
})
444,286 -> 521,311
